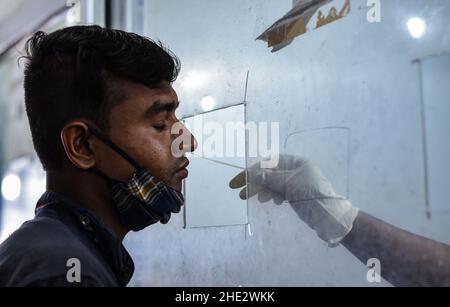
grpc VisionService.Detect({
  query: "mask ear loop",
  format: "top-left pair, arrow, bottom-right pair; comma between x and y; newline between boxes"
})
85,126 -> 169,226
90,167 -> 113,182
88,127 -> 141,170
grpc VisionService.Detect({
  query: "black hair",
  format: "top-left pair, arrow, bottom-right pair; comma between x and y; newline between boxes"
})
22,25 -> 180,171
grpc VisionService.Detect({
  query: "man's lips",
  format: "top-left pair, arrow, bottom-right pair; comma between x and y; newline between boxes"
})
176,168 -> 189,179
175,159 -> 190,179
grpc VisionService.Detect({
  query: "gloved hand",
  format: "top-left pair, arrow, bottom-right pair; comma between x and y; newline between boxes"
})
229,155 -> 359,247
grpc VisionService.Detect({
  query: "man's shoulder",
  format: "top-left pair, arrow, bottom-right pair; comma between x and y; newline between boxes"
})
0,216 -> 115,286
0,215 -> 85,257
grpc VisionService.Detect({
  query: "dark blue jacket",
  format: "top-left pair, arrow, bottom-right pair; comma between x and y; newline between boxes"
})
0,191 -> 134,287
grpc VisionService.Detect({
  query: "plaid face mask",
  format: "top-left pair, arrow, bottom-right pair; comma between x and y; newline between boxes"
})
89,128 -> 185,231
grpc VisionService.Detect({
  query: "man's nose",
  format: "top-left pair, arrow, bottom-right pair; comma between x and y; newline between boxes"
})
176,122 -> 198,153
184,129 -> 198,153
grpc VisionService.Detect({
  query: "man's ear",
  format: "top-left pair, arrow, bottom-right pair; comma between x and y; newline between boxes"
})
60,121 -> 96,170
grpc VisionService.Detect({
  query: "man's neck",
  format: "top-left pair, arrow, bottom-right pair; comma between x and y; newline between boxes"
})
46,170 -> 129,241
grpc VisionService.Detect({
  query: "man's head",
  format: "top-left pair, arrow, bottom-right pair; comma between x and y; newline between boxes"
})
23,25 -> 196,192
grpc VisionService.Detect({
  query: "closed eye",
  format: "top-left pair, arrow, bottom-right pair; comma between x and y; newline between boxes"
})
154,124 -> 167,132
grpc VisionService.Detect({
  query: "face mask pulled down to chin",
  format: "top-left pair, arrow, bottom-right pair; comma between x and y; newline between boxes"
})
89,127 -> 184,231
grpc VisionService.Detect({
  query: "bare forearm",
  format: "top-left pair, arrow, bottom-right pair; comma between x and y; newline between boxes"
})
341,211 -> 450,287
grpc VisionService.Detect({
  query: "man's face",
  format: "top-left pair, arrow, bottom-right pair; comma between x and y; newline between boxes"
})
96,80 -> 197,192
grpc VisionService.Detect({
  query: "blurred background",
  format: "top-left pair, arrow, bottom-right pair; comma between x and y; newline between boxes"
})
0,0 -> 449,286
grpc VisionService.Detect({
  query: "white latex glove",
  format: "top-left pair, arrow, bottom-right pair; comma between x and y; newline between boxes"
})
229,155 -> 359,247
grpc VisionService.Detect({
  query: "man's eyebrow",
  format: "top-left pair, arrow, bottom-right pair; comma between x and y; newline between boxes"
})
144,100 -> 180,116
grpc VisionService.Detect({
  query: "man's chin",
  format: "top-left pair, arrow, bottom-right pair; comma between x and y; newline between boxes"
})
172,170 -> 188,192
174,183 -> 182,192
169,179 -> 183,192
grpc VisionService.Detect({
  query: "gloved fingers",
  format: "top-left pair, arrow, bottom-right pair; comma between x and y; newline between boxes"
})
239,184 -> 286,205
238,183 -> 263,200
230,159 -> 280,189
230,156 -> 317,203
233,169 -> 289,200
231,155 -> 310,181
239,187 -> 247,200
257,190 -> 272,203
239,185 -> 283,205
230,168 -> 268,193
252,169 -> 291,199
229,170 -> 246,189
